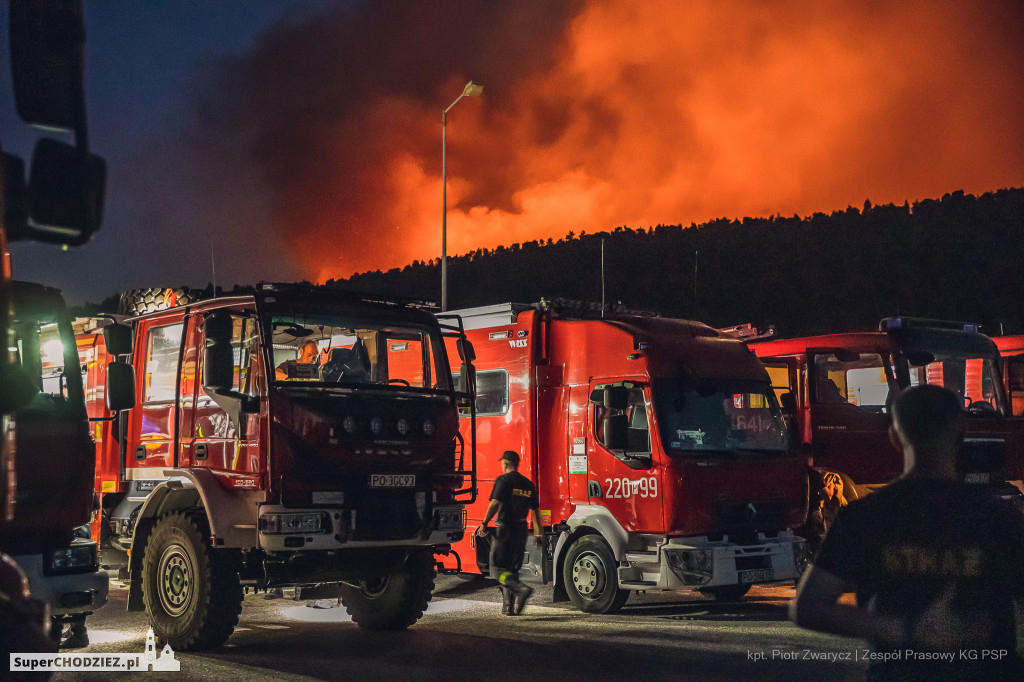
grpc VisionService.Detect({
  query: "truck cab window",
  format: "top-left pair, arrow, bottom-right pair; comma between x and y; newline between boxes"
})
812,353 -> 891,414
144,323 -> 184,403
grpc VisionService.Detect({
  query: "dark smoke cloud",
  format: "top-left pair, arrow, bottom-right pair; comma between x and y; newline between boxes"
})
144,0 -> 1024,287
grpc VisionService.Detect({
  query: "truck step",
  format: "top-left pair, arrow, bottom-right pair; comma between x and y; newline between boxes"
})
620,580 -> 658,587
624,551 -> 658,562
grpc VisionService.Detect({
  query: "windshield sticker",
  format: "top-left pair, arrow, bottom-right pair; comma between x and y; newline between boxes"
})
676,429 -> 705,446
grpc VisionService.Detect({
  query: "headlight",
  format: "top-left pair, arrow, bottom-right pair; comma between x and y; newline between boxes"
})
422,418 -> 435,437
369,417 -> 383,435
342,415 -> 357,434
665,548 -> 713,585
260,512 -> 331,535
46,540 -> 98,575
397,418 -> 410,436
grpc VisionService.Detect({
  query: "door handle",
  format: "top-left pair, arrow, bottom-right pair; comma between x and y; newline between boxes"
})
588,480 -> 602,498
134,445 -> 146,462
195,443 -> 208,460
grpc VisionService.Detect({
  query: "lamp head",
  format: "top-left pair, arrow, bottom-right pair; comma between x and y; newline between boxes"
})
463,81 -> 483,97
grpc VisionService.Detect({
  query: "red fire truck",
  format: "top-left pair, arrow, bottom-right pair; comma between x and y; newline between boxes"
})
750,318 -> 1024,502
438,302 -> 808,612
83,283 -> 476,649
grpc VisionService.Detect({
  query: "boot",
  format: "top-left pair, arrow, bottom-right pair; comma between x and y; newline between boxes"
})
61,617 -> 89,649
512,582 -> 533,615
499,585 -> 513,616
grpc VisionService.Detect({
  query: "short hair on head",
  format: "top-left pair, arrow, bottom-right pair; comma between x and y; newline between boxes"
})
891,385 -> 962,449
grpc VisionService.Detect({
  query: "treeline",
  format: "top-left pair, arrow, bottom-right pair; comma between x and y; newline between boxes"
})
75,188 -> 1024,338
332,188 -> 1024,337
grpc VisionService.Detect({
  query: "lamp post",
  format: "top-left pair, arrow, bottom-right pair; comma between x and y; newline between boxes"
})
441,80 -> 482,311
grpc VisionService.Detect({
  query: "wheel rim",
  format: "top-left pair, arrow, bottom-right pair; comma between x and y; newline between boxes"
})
157,544 -> 193,617
570,550 -> 608,600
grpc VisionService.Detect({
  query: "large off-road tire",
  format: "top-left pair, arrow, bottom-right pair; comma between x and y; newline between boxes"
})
698,584 -> 752,601
563,535 -> 629,614
141,511 -> 242,650
339,550 -> 435,630
118,287 -> 199,316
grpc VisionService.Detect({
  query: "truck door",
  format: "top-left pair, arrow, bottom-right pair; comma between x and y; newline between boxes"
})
586,381 -> 663,532
133,320 -> 185,474
190,310 -> 262,476
807,349 -> 899,488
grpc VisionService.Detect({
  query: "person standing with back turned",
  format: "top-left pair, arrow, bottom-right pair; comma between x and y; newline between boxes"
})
790,385 -> 1024,680
476,450 -> 543,616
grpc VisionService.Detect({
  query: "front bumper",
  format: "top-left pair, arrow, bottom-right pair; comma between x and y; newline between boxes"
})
619,530 -> 806,590
257,504 -> 465,552
13,542 -> 110,617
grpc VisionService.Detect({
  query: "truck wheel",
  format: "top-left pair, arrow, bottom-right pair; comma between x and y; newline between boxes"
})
698,584 -> 751,601
563,536 -> 629,614
141,512 -> 242,650
339,550 -> 435,630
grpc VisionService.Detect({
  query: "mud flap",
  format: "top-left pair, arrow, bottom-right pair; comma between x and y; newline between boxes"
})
518,540 -> 550,586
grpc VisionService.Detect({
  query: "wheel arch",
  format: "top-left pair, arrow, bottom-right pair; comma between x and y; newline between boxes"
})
551,505 -> 629,596
126,468 -> 260,611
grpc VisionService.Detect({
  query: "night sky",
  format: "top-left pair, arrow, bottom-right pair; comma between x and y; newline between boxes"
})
2,0 -> 1022,305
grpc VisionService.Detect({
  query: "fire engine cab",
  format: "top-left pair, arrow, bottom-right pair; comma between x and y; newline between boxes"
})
83,283 -> 476,649
441,302 -> 807,613
750,317 -> 1024,502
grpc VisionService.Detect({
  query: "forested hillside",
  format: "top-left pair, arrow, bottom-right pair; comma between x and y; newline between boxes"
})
332,188 -> 1024,337
78,188 -> 1023,338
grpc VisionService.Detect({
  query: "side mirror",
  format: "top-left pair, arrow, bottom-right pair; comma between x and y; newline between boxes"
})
27,138 -> 105,240
105,361 -> 135,412
603,414 -> 629,451
459,362 -> 476,398
9,0 -> 85,130
457,338 -> 476,363
780,391 -> 796,414
202,311 -> 234,391
102,322 -> 133,357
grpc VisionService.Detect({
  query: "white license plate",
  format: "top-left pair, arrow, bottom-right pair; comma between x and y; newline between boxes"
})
369,474 -> 416,488
739,568 -> 774,584
964,472 -> 990,484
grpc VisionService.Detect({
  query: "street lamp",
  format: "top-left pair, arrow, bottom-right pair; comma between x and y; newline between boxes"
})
441,80 -> 483,311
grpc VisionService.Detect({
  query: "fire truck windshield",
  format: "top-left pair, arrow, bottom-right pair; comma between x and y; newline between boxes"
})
653,379 -> 789,454
903,348 -> 1004,414
267,313 -> 451,391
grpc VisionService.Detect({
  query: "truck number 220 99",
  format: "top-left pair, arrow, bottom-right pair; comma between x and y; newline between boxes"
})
604,477 -> 658,499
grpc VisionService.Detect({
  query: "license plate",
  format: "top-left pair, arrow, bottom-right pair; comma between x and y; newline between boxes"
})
964,472 -> 990,484
738,568 -> 774,584
369,474 -> 416,488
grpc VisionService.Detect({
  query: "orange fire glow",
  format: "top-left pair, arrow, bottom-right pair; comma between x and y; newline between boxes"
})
194,1 -> 1024,284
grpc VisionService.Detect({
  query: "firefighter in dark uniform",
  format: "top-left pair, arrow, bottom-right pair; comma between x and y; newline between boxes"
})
476,450 -> 543,615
